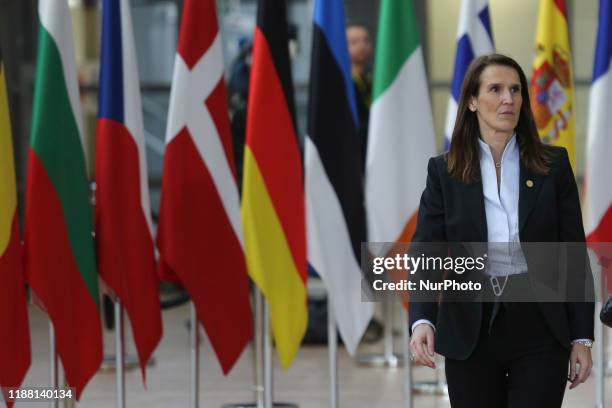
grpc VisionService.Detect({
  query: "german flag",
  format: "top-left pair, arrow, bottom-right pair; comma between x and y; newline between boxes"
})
241,0 -> 307,368
0,47 -> 31,405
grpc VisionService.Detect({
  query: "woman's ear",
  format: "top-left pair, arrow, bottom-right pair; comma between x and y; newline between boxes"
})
468,97 -> 477,112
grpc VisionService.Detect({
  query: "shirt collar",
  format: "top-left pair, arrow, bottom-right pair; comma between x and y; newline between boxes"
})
478,133 -> 518,163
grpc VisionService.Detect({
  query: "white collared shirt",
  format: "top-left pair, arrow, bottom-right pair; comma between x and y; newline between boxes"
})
412,135 -> 526,332
478,134 -> 528,277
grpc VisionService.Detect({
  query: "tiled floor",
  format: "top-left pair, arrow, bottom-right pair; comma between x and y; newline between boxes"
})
13,303 -> 612,407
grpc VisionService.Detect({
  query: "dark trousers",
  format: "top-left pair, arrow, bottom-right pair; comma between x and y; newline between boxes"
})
445,302 -> 570,408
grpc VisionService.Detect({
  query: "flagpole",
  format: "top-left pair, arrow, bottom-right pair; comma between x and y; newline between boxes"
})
115,301 -> 126,408
263,294 -> 273,408
219,289 -> 267,408
383,298 -> 398,367
222,289 -> 265,408
50,321 -> 59,408
596,298 -> 604,408
222,289 -> 296,408
401,307 -> 413,408
190,302 -> 200,408
595,262 -> 605,408
356,296 -> 402,367
607,323 -> 612,376
253,288 -> 265,408
327,298 -> 338,408
406,299 -> 447,397
259,289 -> 297,408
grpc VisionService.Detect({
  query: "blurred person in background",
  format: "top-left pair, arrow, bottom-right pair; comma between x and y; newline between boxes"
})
228,24 -> 299,187
346,23 -> 373,166
346,22 -> 384,344
228,36 -> 252,187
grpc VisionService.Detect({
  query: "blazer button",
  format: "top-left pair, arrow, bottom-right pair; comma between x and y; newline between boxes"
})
526,180 -> 534,188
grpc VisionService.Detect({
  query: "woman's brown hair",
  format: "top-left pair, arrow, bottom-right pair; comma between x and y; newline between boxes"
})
447,54 -> 550,183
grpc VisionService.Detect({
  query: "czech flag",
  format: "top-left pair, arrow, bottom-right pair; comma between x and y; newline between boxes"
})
96,0 -> 162,381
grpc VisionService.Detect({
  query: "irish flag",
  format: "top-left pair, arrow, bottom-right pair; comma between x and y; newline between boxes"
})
0,49 -> 31,406
24,0 -> 102,399
365,0 -> 436,246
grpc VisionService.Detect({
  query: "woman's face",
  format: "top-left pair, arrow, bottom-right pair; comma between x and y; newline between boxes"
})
469,65 -> 522,135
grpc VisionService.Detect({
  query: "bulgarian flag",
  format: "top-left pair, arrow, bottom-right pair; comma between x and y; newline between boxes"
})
0,49 -> 31,406
96,0 -> 162,381
24,0 -> 102,399
241,0 -> 307,368
365,0 -> 436,246
530,0 -> 577,169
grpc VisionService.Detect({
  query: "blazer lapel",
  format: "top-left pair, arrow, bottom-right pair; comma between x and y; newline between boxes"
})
466,177 -> 488,242
519,161 -> 544,233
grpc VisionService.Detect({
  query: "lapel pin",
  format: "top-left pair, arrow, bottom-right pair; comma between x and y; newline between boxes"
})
526,180 -> 534,188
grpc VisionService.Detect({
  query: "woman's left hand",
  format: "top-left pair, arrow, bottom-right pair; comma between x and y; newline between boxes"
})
568,344 -> 593,389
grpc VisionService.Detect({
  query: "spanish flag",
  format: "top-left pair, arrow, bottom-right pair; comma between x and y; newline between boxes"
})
241,0 -> 307,368
0,48 -> 31,405
530,0 -> 576,169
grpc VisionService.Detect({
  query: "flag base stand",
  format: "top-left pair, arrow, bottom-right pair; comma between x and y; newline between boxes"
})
99,354 -> 143,372
355,353 -> 404,367
412,356 -> 447,396
411,380 -> 448,396
221,403 -> 297,408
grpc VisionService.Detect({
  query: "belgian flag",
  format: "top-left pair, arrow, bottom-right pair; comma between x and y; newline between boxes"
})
0,46 -> 31,405
241,0 -> 307,368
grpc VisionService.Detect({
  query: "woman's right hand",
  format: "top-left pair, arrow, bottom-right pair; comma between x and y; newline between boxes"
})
410,324 -> 436,369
